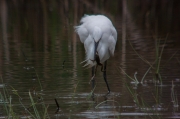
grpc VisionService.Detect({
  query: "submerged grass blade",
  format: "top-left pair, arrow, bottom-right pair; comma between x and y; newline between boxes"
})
119,67 -> 137,83
163,50 -> 179,67
156,34 -> 168,74
140,98 -> 153,119
0,93 -> 9,115
33,68 -> 43,91
134,72 -> 139,83
125,83 -> 140,106
29,91 -> 40,119
176,58 -> 180,65
72,80 -> 79,101
141,66 -> 152,83
8,85 -> 22,99
171,81 -> 179,107
86,85 -> 96,100
128,40 -> 154,69
19,98 -> 36,119
95,100 -> 120,109
8,96 -> 19,119
43,105 -> 49,119
1,76 -> 9,115
8,96 -> 12,118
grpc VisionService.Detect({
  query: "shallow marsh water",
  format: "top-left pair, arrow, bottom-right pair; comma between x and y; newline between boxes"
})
0,0 -> 180,118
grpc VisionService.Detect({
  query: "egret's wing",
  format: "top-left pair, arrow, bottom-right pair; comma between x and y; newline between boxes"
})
108,35 -> 116,56
80,14 -> 89,24
74,26 -> 88,43
74,14 -> 90,43
107,26 -> 117,56
81,35 -> 96,68
84,35 -> 94,60
111,27 -> 117,42
98,43 -> 110,63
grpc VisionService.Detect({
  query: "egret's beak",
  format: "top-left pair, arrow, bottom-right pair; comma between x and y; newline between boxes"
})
94,41 -> 99,60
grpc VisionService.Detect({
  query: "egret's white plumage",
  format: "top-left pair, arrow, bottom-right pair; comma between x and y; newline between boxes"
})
75,15 -> 117,68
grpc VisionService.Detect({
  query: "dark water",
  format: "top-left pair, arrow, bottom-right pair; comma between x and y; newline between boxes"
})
0,0 -> 180,118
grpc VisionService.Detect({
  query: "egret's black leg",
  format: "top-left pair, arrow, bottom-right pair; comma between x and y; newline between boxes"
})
103,61 -> 110,93
91,65 -> 97,99
91,65 -> 98,86
91,66 -> 95,90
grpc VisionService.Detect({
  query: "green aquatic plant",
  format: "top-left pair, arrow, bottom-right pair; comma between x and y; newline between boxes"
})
128,34 -> 169,85
171,81 -> 179,108
119,66 -> 153,84
119,67 -> 139,84
86,85 -> 96,100
0,76 -> 19,118
1,76 -> 49,119
0,76 -> 9,115
176,58 -> 180,65
19,91 -> 50,119
95,99 -> 120,119
128,40 -> 154,69
125,83 -> 140,106
154,34 -> 168,84
125,83 -> 163,119
72,80 -> 79,101
33,68 -> 43,91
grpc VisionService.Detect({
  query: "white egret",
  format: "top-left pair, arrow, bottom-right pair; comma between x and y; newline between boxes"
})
75,15 -> 117,93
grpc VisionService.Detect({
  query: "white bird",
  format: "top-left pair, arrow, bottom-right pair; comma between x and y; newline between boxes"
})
75,15 -> 117,93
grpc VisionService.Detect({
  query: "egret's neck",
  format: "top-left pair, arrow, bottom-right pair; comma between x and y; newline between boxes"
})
93,26 -> 102,42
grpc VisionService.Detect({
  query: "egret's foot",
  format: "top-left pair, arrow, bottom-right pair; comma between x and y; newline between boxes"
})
107,91 -> 110,95
104,91 -> 110,97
